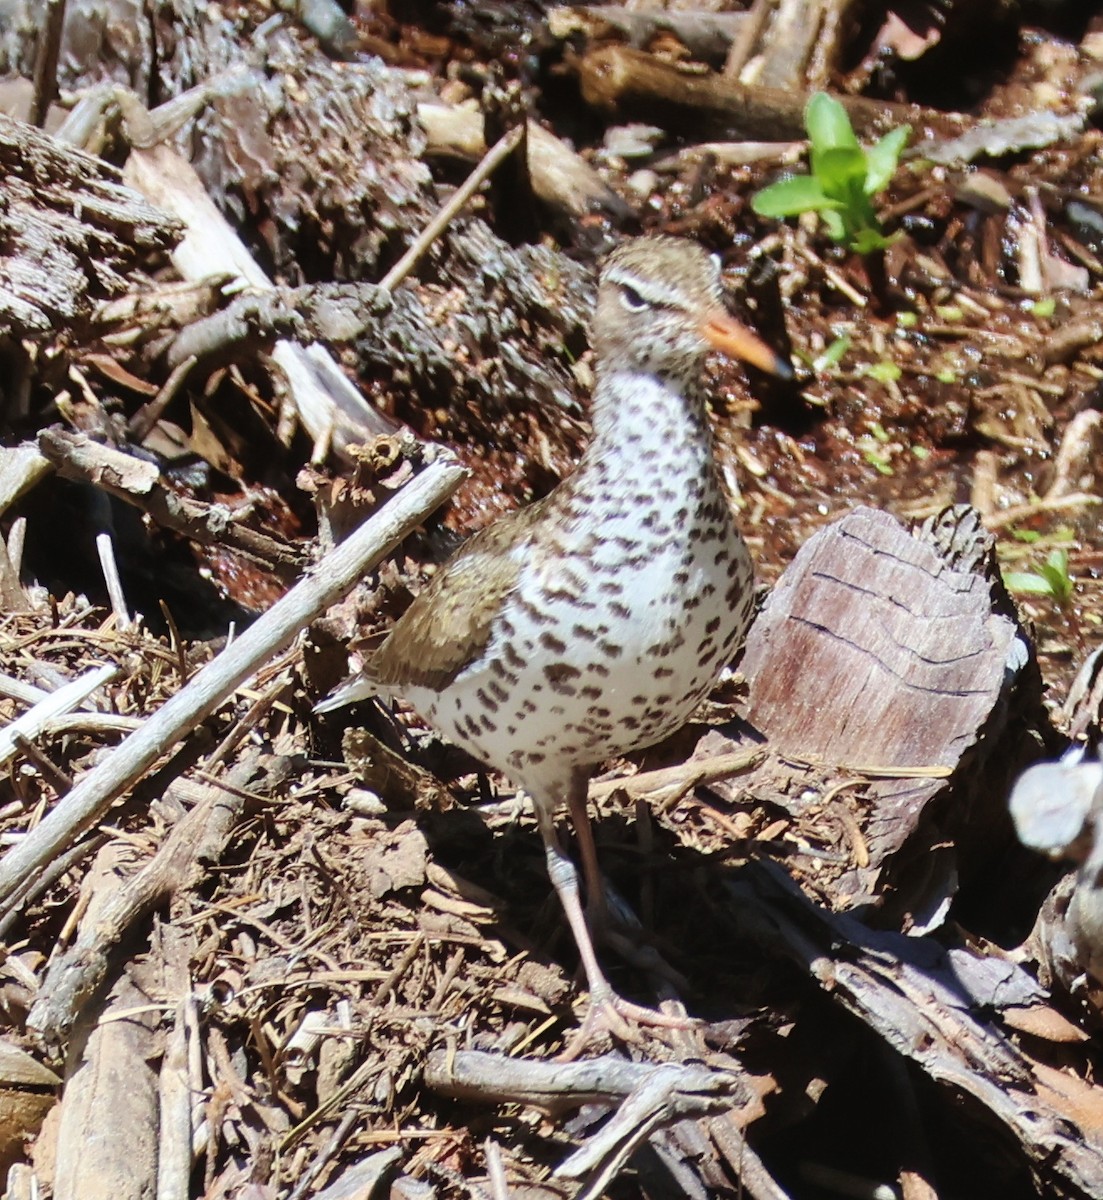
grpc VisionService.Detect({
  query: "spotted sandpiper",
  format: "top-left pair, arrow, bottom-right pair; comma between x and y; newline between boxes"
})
317,236 -> 788,1046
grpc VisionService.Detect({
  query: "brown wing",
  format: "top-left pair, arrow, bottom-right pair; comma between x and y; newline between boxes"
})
366,497 -> 550,693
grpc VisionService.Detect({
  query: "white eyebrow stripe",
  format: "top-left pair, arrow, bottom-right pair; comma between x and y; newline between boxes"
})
603,265 -> 693,310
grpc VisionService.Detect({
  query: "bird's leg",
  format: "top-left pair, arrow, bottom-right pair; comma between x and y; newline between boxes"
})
567,774 -> 690,993
566,776 -> 607,930
534,798 -> 694,1060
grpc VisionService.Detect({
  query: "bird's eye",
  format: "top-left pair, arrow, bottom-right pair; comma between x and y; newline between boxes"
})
619,285 -> 647,312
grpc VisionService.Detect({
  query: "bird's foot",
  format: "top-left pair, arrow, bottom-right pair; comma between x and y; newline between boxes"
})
557,987 -> 698,1062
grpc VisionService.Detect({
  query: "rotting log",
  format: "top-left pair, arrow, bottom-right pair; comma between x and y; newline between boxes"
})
702,504 -> 1046,920
0,112 -> 180,338
577,45 -> 966,143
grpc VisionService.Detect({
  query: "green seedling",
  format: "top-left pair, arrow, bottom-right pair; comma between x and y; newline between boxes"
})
751,92 -> 910,255
1004,548 -> 1075,607
862,448 -> 894,476
810,333 -> 851,373
865,360 -> 902,384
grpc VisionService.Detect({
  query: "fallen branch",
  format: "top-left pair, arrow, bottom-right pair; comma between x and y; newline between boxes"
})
0,663 -> 118,770
27,752 -> 269,1042
0,455 -> 468,913
578,45 -> 958,142
39,428 -> 304,581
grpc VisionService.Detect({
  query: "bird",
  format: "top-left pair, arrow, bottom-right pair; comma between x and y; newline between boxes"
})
317,235 -> 788,1048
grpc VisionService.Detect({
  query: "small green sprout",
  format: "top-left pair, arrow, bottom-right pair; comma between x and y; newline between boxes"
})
1030,297 -> 1056,319
862,449 -> 895,476
865,360 -> 902,383
813,334 -> 851,373
935,368 -> 958,384
751,92 -> 910,255
895,311 -> 918,328
1004,548 -> 1075,607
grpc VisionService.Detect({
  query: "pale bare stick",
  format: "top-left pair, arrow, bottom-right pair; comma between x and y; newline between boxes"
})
0,456 -> 468,911
96,533 -> 133,631
0,664 -> 119,771
377,125 -> 524,294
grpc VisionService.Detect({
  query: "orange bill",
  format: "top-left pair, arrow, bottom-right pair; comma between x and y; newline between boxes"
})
701,311 -> 792,378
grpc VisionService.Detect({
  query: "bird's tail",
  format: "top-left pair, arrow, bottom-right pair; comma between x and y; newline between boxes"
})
313,675 -> 378,714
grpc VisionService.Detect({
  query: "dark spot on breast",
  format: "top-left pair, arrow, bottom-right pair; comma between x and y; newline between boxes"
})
545,662 -> 581,694
539,631 -> 567,654
725,580 -> 746,606
705,616 -> 721,635
543,585 -> 580,604
519,595 -> 554,625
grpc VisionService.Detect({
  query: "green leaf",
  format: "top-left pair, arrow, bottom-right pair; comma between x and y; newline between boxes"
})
805,93 -> 858,155
1040,549 -> 1073,603
1009,528 -> 1042,543
864,125 -> 911,194
751,174 -> 838,218
850,227 -> 897,254
1003,571 -> 1056,596
811,145 -> 867,197
821,209 -> 846,241
1004,549 -> 1074,605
